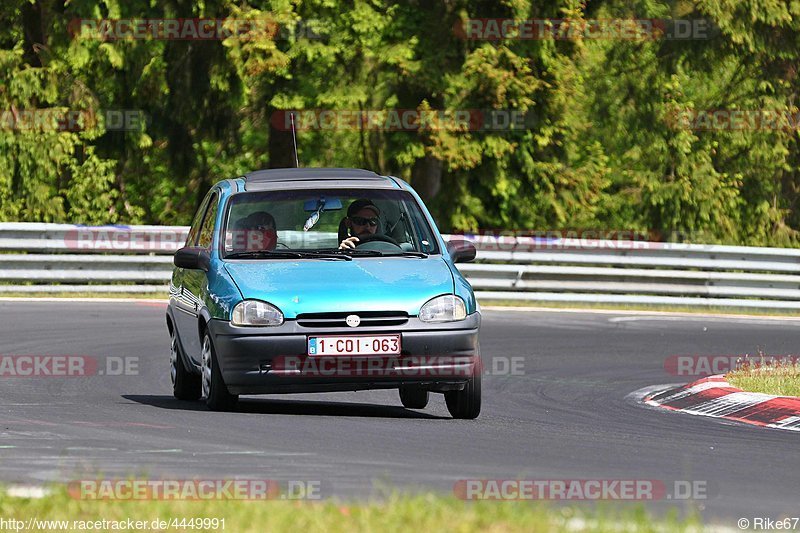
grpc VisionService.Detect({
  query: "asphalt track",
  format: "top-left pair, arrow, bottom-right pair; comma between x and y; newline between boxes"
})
1,301 -> 798,526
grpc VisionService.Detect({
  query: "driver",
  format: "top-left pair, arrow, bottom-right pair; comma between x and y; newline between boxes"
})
338,199 -> 380,250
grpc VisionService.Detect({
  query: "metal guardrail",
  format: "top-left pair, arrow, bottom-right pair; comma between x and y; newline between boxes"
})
0,223 -> 188,254
1,223 -> 799,309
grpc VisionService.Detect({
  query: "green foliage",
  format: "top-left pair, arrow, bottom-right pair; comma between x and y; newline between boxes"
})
0,43 -> 118,223
0,0 -> 798,245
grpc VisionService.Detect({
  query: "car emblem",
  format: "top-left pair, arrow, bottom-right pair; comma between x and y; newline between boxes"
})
345,314 -> 361,328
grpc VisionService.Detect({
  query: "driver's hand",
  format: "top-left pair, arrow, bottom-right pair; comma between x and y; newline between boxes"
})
339,236 -> 360,250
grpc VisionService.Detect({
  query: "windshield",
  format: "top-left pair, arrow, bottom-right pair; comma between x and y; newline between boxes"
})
221,189 -> 439,258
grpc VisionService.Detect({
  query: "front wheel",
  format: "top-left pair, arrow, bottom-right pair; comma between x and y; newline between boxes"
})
201,332 -> 238,411
171,327 -> 201,400
444,371 -> 481,419
399,386 -> 429,409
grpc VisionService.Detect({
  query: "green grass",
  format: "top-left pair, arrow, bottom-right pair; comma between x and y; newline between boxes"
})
727,360 -> 800,397
0,487 -> 706,532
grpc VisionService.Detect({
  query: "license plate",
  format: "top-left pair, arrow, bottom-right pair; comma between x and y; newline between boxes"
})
308,335 -> 401,356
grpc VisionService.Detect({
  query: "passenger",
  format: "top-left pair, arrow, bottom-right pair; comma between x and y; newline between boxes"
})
338,199 -> 380,249
231,211 -> 277,252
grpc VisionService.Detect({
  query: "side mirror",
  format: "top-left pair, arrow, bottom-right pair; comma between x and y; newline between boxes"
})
174,246 -> 211,271
446,239 -> 476,263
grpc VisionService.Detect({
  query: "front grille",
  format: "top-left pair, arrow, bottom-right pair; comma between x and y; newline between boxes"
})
296,311 -> 409,328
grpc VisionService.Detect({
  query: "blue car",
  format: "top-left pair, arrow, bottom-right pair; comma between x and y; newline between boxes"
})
166,168 -> 481,418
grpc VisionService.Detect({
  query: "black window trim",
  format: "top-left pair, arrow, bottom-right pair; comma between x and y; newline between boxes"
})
197,191 -> 220,250
185,191 -> 213,247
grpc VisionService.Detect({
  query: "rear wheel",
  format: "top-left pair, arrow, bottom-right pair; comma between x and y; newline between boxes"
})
170,327 -> 201,400
444,371 -> 481,419
399,386 -> 429,409
201,332 -> 238,411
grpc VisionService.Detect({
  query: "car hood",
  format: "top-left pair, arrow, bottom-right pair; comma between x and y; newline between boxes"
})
223,257 -> 455,318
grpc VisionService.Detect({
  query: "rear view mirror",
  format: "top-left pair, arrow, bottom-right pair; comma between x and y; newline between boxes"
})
174,247 -> 211,271
446,239 -> 477,263
303,197 -> 343,212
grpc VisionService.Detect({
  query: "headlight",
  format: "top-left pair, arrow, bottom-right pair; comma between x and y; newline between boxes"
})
419,295 -> 467,323
231,300 -> 284,326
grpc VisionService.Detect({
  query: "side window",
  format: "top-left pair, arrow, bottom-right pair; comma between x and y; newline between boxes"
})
197,193 -> 219,250
186,192 -> 213,246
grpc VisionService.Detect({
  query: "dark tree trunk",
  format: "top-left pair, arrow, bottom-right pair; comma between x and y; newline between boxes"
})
21,1 -> 43,67
268,109 -> 298,169
411,154 -> 443,202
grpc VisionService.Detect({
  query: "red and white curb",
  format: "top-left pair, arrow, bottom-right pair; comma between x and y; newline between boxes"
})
644,375 -> 800,432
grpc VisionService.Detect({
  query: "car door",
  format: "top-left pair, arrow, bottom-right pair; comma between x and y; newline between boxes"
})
173,190 -> 216,365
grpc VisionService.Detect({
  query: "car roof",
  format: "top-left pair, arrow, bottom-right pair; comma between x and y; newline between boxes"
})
242,168 -> 401,191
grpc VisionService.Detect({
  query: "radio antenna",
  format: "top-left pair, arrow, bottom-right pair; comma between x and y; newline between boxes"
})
290,112 -> 300,168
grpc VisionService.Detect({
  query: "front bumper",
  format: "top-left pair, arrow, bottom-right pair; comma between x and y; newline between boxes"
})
207,313 -> 481,395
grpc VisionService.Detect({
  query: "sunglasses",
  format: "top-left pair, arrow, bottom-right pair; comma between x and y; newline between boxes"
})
350,216 -> 379,227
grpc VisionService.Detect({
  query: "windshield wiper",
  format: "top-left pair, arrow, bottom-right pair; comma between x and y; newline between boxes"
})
225,250 -> 350,261
392,251 -> 429,258
339,249 -> 430,258
300,250 -> 353,261
341,249 -> 385,257
226,251 -> 304,259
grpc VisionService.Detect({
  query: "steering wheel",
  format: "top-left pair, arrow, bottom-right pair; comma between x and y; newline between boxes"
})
355,234 -> 401,247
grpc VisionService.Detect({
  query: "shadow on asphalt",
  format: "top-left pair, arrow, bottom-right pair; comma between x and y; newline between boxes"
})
122,395 -> 449,419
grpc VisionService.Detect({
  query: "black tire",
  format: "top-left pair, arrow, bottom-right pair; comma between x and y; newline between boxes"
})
399,386 -> 429,409
170,326 -> 201,401
201,331 -> 238,411
445,371 -> 481,419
